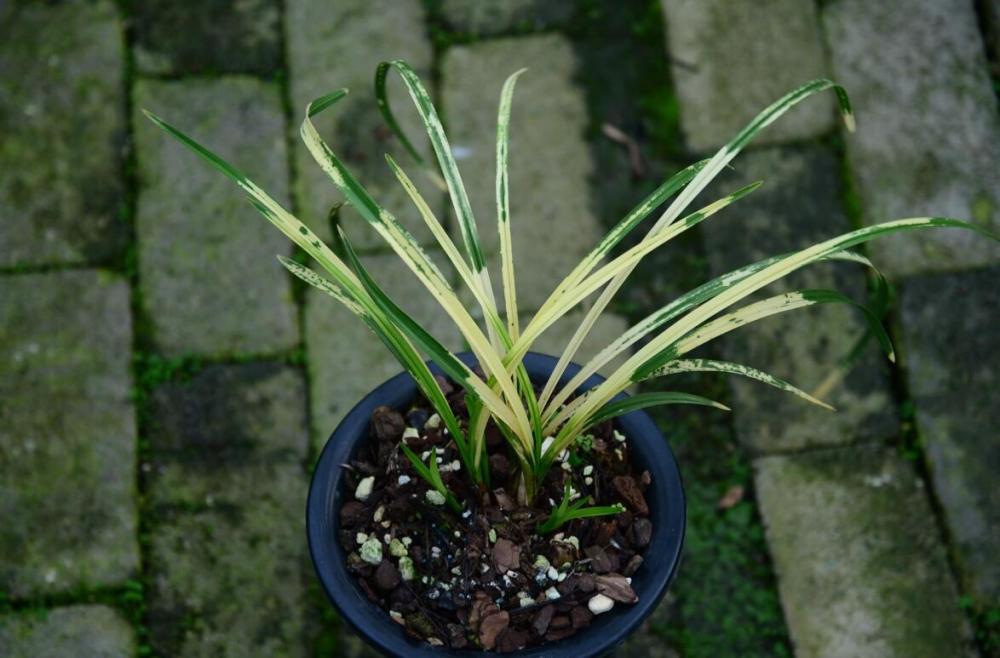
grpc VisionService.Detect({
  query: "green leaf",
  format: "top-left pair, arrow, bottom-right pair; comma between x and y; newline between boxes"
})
585,392 -> 730,428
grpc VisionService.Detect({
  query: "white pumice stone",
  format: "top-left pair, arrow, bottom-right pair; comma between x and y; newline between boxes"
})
560,462 -> 571,471
558,449 -> 569,462
425,413 -> 441,429
613,430 -> 626,443
420,450 -> 431,461
614,447 -> 624,461
355,532 -> 368,544
451,566 -> 462,576
557,572 -> 568,582
588,594 -> 615,614
441,460 -> 461,472
402,536 -> 413,546
547,566 -> 559,580
381,520 -> 391,528
454,531 -> 461,538
583,465 -> 594,476
359,538 -> 383,565
373,505 -> 385,523
436,457 -> 443,464
402,427 -> 420,441
585,477 -> 594,486
462,509 -> 472,518
533,555 -> 550,570
436,447 -> 446,454
545,587 -> 561,600
566,536 -> 580,550
397,475 -> 412,485
398,556 -> 416,581
354,476 -> 375,501
425,490 -> 446,506
519,597 -> 534,608
540,436 -> 555,454
488,529 -> 497,543
553,533 -> 564,541
388,538 -> 408,557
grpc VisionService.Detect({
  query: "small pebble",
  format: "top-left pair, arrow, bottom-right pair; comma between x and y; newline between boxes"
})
397,475 -> 411,485
354,476 -> 375,501
355,532 -> 368,544
425,413 -> 441,429
398,556 -> 416,581
583,465 -> 594,476
425,490 -> 446,506
585,477 -> 594,486
613,430 -> 626,443
488,529 -> 497,543
402,427 -> 420,441
451,566 -> 462,576
402,536 -> 413,546
560,462 -> 571,471
359,537 -> 383,565
588,593 -> 615,614
547,566 -> 559,580
545,587 -> 561,601
388,538 -> 408,557
533,555 -> 550,570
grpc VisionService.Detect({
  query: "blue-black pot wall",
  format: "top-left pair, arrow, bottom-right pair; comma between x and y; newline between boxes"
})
306,352 -> 685,657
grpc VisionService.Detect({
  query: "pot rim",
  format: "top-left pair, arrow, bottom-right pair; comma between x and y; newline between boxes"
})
306,352 -> 685,657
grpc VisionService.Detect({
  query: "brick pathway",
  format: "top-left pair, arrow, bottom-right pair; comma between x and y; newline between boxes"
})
1,1 -> 996,657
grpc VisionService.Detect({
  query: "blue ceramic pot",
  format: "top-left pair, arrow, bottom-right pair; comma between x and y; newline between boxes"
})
307,352 -> 685,657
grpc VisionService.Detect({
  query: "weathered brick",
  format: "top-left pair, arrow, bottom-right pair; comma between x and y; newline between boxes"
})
146,363 -> 310,658
823,0 -> 1000,277
700,145 -> 895,453
0,0 -> 126,267
306,251 -> 461,450
0,271 -> 138,596
132,0 -> 282,75
755,445 -> 976,658
442,35 -> 604,311
438,0 -> 573,36
660,0 -> 833,153
134,78 -> 298,358
900,266 -> 1000,604
285,0 -> 436,249
0,605 -> 134,658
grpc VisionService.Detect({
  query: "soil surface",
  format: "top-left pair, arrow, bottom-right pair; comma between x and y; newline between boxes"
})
336,375 -> 653,652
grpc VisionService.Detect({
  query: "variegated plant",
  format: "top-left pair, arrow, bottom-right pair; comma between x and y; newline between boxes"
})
144,61 -> 993,515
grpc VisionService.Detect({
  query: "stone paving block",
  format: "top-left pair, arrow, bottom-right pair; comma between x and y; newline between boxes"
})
755,444 -> 975,658
442,35 -> 604,311
823,0 -> 1000,277
146,363 -> 309,658
0,0 -> 126,268
900,266 -> 1000,604
438,0 -> 574,36
132,0 -> 281,75
0,605 -> 134,658
0,271 -> 138,597
286,0 -> 436,249
700,145 -> 895,453
660,0 -> 833,153
306,251 -> 462,450
134,78 -> 298,358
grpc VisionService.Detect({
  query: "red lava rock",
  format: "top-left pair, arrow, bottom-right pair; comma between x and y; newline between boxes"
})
532,605 -> 555,636
478,610 -> 510,650
339,501 -> 367,526
496,627 -> 528,653
632,517 -> 653,548
549,614 -> 571,630
584,545 -> 613,573
371,406 -> 406,442
492,537 -> 520,572
447,623 -> 467,649
592,520 -> 618,546
612,475 -> 649,515
570,605 -> 593,629
595,574 -> 638,603
623,554 -> 644,577
374,559 -> 400,591
433,374 -> 454,396
545,627 -> 576,642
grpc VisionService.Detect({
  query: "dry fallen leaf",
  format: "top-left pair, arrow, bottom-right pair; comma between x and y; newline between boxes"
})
717,484 -> 745,510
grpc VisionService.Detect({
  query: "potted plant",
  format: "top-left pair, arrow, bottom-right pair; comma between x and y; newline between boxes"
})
144,61 -> 993,655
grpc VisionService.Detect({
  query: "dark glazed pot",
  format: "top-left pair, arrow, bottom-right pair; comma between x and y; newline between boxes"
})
307,352 -> 685,657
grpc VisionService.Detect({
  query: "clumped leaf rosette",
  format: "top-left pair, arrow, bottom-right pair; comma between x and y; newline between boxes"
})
144,62 -> 995,522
